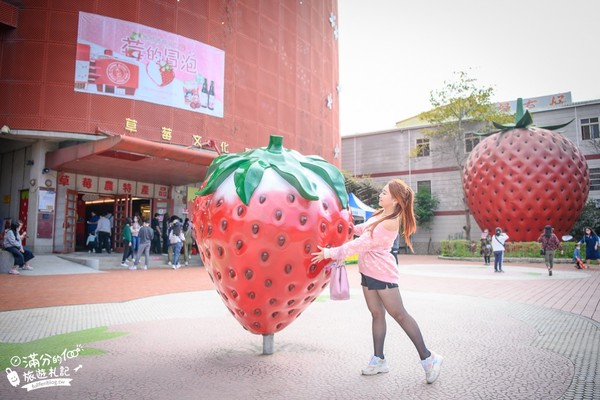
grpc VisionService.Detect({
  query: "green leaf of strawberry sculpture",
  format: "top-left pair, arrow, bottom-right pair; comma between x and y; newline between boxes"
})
463,98 -> 590,242
192,135 -> 354,335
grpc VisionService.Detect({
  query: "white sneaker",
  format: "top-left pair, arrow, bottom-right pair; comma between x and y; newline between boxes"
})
361,356 -> 389,376
120,262 -> 128,267
142,265 -> 147,270
128,265 -> 137,271
172,264 -> 176,270
168,261 -> 172,266
421,351 -> 443,384
175,264 -> 181,269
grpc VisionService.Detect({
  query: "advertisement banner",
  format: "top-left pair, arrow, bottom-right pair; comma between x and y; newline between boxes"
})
75,12 -> 225,117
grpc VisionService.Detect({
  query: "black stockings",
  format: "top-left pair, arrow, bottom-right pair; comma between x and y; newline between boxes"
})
363,286 -> 430,360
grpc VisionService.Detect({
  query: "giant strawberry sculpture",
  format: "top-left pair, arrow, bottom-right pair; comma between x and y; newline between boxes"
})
192,135 -> 354,337
463,99 -> 590,242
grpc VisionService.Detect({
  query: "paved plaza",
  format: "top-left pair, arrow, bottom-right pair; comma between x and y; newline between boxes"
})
0,253 -> 598,399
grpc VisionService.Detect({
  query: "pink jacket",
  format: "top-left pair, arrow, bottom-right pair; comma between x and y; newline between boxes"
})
327,219 -> 400,284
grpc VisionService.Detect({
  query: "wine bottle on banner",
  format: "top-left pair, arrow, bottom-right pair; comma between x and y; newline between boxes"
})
200,79 -> 209,108
208,80 -> 215,110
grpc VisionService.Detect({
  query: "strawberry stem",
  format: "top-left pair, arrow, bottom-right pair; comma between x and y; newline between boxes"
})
267,135 -> 283,152
491,97 -> 573,133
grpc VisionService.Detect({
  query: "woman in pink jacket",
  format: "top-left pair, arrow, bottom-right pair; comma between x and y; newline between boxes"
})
312,179 -> 443,383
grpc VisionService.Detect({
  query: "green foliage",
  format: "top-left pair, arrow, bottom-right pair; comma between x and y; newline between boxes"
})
417,70 -> 512,242
414,188 -> 439,229
418,71 -> 512,147
440,240 -> 581,258
0,327 -> 127,372
570,199 -> 600,240
342,170 -> 383,209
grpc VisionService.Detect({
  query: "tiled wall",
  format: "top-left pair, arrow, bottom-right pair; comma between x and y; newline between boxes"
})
0,0 -> 340,163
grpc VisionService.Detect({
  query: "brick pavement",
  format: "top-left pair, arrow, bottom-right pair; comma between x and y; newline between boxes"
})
0,254 -> 598,399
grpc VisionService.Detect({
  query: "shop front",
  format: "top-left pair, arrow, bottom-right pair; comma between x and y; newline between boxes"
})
44,134 -> 217,254
53,172 -> 175,253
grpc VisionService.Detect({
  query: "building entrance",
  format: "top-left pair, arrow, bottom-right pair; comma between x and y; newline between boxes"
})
77,194 -> 152,252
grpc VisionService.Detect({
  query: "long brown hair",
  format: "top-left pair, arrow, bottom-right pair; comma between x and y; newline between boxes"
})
368,179 -> 417,252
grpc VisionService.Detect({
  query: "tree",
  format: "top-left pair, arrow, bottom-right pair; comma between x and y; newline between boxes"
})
414,188 -> 440,254
417,70 -> 512,240
414,188 -> 440,229
342,170 -> 383,209
570,199 -> 600,240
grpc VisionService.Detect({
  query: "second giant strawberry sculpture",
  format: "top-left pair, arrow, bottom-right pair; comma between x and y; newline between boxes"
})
463,99 -> 590,242
192,135 -> 354,336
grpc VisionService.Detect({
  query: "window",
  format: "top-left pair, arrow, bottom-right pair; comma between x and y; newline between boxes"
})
416,138 -> 430,157
417,180 -> 431,193
590,168 -> 600,191
581,117 -> 600,140
464,132 -> 480,153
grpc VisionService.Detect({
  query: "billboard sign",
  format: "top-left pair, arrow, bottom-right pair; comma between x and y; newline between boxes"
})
75,12 -> 225,117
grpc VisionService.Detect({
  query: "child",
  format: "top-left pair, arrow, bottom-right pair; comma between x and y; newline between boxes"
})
483,239 -> 492,266
86,232 -> 97,253
573,243 -> 585,269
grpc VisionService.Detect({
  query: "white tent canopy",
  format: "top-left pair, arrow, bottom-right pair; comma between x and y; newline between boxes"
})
348,193 -> 376,220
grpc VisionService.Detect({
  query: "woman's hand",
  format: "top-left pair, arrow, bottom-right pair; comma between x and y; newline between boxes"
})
311,245 -> 327,263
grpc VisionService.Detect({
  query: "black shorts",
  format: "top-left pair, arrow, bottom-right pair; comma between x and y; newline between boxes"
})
361,273 -> 399,290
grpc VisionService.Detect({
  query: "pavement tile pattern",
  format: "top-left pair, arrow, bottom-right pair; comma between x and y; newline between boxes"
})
0,253 -> 598,399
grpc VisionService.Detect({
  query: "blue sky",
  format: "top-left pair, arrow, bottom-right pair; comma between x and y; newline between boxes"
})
338,0 -> 600,135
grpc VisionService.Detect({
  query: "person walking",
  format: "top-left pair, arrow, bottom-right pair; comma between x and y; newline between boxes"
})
120,217 -> 133,267
390,233 -> 400,265
131,218 -> 153,270
312,179 -> 443,384
130,215 -> 141,258
578,226 -> 599,269
182,218 -> 194,266
87,210 -> 99,233
169,220 -> 185,269
537,225 -> 563,276
95,213 -> 112,254
162,213 -> 170,254
491,227 -> 509,273
105,211 -> 114,251
151,213 -> 162,255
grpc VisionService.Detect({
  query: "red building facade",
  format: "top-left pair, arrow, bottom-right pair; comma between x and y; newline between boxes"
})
0,0 -> 341,254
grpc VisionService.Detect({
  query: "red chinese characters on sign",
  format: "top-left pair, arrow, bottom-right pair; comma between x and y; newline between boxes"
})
140,184 -> 150,196
82,178 -> 93,189
497,102 -> 510,112
550,94 -> 566,106
157,186 -> 168,198
58,174 -> 71,186
122,183 -> 133,193
104,180 -> 114,191
121,34 -> 144,61
523,99 -> 538,109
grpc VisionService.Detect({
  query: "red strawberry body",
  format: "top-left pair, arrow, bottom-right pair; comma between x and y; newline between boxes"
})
463,122 -> 589,242
192,136 -> 353,335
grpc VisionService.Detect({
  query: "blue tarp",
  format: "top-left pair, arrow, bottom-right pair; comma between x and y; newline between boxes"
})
348,193 -> 375,220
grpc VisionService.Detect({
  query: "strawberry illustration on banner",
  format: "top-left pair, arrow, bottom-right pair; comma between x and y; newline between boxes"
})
146,60 -> 175,87
192,135 -> 354,338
